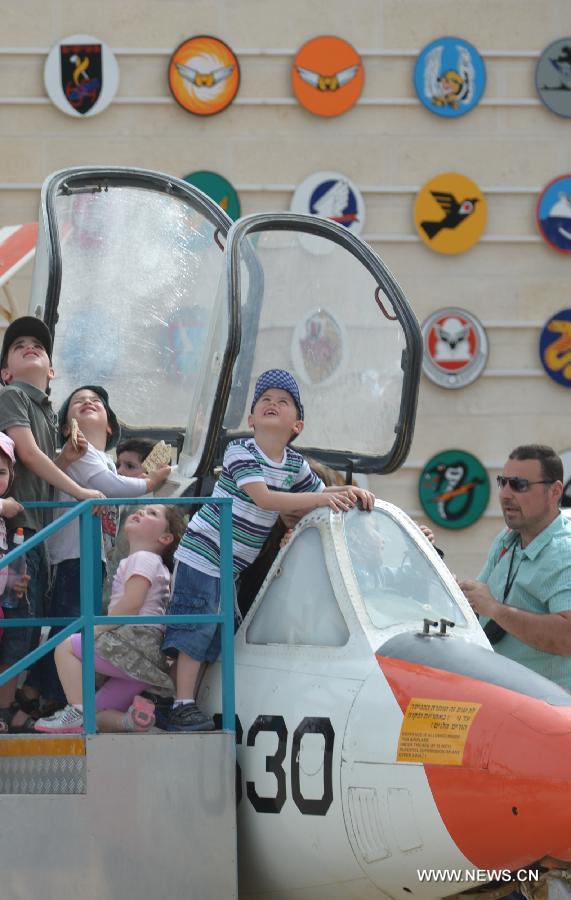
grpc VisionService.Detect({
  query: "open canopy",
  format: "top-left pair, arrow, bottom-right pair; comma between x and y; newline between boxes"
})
30,166 -> 421,476
222,213 -> 422,473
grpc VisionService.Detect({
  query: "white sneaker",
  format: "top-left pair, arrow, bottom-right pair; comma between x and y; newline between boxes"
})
35,704 -> 83,734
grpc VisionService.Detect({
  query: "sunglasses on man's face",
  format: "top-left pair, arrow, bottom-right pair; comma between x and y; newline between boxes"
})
496,476 -> 555,493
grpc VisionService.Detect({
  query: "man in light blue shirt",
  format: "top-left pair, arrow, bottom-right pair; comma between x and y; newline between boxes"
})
460,445 -> 571,690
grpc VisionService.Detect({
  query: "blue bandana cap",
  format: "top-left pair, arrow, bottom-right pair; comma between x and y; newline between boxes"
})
251,369 -> 304,420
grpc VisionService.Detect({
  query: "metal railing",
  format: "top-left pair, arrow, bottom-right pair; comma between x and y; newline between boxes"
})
0,496 -> 235,734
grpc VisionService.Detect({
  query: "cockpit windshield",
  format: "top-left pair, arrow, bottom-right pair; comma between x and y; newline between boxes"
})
343,508 -> 467,630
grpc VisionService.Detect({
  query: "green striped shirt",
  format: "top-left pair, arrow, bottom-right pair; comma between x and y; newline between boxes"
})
175,438 -> 323,577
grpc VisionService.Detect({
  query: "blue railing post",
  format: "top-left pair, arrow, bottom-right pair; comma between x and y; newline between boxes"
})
79,504 -> 97,734
0,496 -> 236,736
91,514 -> 103,615
219,499 -> 235,732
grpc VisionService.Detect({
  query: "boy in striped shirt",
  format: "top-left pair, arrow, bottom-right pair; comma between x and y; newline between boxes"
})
162,369 -> 374,732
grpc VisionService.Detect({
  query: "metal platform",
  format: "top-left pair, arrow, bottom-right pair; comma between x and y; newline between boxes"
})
0,732 -> 237,900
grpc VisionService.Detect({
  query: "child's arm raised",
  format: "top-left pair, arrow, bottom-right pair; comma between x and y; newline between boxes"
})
243,481 -> 354,514
87,463 -> 170,496
7,426 -> 104,503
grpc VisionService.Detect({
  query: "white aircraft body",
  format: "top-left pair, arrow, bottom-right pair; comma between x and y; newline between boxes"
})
201,501 -> 571,899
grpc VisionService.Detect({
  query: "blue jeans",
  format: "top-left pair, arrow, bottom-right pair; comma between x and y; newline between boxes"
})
162,563 -> 222,664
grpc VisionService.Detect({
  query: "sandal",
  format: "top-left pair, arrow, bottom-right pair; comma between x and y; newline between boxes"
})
0,703 -> 36,734
0,707 -> 11,734
124,696 -> 155,732
10,716 -> 38,734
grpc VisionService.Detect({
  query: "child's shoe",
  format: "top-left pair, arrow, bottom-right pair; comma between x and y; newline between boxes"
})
123,696 -> 155,732
34,704 -> 83,734
140,691 -> 173,731
166,702 -> 215,733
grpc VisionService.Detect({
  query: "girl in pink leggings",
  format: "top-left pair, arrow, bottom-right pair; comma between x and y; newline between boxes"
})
35,505 -> 184,734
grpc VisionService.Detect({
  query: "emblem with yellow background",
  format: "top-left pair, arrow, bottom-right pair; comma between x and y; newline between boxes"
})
414,173 -> 487,255
168,36 -> 240,116
291,35 -> 364,117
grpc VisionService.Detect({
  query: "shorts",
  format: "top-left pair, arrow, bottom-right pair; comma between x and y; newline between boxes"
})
162,563 -> 222,664
0,600 -> 32,667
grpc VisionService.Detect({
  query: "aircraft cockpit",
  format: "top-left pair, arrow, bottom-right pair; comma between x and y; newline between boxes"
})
241,501 -> 485,663
343,506 -> 468,632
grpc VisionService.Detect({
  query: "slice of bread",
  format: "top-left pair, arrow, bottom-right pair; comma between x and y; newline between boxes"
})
141,440 -> 172,473
70,417 -> 79,451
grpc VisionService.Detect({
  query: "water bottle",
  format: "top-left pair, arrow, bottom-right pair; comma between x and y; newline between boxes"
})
2,527 -> 27,609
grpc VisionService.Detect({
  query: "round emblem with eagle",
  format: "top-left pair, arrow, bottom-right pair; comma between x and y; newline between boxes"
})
292,35 -> 364,117
422,308 -> 488,388
168,36 -> 240,116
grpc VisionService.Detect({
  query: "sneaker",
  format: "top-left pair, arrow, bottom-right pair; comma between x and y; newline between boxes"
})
35,704 -> 83,734
166,702 -> 215,733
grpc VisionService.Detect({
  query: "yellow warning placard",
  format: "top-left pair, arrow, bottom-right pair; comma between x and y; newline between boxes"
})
396,698 -> 481,765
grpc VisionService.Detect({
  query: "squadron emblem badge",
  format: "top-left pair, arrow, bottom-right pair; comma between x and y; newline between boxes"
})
539,308 -> 571,388
422,308 -> 488,388
537,175 -> 571,253
291,308 -> 346,386
414,36 -> 486,118
292,35 -> 364,117
419,450 -> 490,530
291,171 -> 365,254
169,36 -> 240,116
415,173 -> 487,254
536,39 -> 571,118
44,34 -> 119,117
183,170 -> 241,220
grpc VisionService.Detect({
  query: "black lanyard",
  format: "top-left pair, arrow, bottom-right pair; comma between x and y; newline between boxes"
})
503,539 -> 522,602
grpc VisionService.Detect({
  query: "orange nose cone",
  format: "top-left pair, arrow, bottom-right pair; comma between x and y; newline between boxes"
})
379,655 -> 571,870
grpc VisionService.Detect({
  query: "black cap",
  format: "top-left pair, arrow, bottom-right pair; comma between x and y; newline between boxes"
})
1,316 -> 53,369
58,385 -> 121,450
